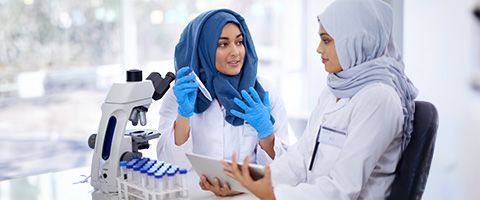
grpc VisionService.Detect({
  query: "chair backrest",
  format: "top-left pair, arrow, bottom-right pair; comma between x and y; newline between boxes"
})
387,101 -> 439,200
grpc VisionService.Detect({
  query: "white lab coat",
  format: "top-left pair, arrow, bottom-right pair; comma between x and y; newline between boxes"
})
271,82 -> 404,200
156,78 -> 290,169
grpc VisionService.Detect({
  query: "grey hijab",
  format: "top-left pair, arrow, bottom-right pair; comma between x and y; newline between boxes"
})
318,0 -> 418,150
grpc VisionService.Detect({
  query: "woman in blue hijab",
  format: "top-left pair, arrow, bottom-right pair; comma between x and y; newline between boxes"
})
223,0 -> 418,199
156,9 -> 290,196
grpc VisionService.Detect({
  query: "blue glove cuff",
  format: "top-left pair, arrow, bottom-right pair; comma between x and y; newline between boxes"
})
178,107 -> 193,117
257,123 -> 274,139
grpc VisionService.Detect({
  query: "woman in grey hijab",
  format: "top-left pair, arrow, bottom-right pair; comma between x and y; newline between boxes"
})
222,0 -> 418,199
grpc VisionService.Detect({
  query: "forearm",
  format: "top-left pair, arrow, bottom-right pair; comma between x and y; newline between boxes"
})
259,134 -> 275,159
174,115 -> 190,146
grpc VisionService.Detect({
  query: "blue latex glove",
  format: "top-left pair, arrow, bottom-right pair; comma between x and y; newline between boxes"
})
173,66 -> 199,117
230,87 -> 273,139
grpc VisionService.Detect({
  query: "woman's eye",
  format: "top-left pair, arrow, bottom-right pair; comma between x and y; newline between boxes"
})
322,39 -> 330,44
218,42 -> 228,47
235,40 -> 243,46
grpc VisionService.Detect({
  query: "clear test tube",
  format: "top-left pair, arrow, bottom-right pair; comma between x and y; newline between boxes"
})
178,168 -> 188,198
166,168 -> 177,199
154,171 -> 165,200
140,166 -> 151,188
169,166 -> 179,189
132,163 -> 144,185
119,161 -> 128,180
126,158 -> 139,182
147,166 -> 159,190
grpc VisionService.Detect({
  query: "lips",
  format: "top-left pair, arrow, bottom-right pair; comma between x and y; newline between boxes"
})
227,60 -> 241,67
322,58 -> 329,64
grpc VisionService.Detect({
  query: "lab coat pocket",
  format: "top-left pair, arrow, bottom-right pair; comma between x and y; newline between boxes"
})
311,126 -> 347,172
319,126 -> 347,148
240,124 -> 258,155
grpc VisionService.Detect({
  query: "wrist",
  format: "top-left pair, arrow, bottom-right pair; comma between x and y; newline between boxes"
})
174,115 -> 190,146
178,107 -> 193,117
257,123 -> 273,139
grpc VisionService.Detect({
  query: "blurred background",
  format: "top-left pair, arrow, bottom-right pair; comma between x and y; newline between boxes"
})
0,0 -> 479,199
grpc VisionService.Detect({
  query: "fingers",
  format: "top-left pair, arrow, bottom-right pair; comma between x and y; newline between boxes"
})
212,177 -> 222,191
248,87 -> 261,103
223,182 -> 231,192
222,160 -> 236,179
241,155 -> 252,182
175,73 -> 195,85
233,98 -> 249,111
230,152 -> 242,179
263,91 -> 270,108
230,109 -> 246,119
241,90 -> 256,107
221,160 -> 232,172
203,176 -> 231,197
264,161 -> 272,180
176,66 -> 192,78
199,176 -> 208,191
174,81 -> 199,91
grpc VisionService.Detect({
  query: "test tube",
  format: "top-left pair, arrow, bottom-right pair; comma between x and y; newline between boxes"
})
126,158 -> 139,182
119,161 -> 128,180
147,166 -> 159,190
132,163 -> 145,185
140,166 -> 152,187
166,168 -> 177,199
178,168 -> 188,198
154,171 -> 165,200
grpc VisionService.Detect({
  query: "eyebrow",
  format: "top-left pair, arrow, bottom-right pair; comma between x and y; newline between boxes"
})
320,33 -> 329,37
219,33 -> 243,40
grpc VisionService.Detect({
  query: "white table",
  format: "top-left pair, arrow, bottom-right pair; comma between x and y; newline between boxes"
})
0,167 -> 256,200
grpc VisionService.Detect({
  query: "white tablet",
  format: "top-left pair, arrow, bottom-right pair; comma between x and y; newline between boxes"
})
185,152 -> 265,193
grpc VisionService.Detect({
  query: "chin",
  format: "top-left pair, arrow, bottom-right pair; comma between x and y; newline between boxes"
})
226,66 -> 243,76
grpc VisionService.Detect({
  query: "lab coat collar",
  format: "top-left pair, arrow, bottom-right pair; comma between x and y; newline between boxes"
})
323,95 -> 350,115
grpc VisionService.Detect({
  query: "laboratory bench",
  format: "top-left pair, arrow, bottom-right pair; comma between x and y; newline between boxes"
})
0,167 -> 256,200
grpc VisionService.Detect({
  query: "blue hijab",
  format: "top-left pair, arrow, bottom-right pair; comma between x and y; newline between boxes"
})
174,9 -> 267,126
318,0 -> 418,150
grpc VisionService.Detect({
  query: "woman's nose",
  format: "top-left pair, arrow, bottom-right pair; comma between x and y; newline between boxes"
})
230,45 -> 240,56
317,42 -> 323,54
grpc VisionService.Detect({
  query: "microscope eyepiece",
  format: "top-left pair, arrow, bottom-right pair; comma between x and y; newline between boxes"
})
165,72 -> 176,82
127,69 -> 143,82
147,72 -> 176,101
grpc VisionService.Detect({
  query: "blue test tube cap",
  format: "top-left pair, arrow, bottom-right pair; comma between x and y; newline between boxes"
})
179,168 -> 188,174
119,161 -> 127,167
126,159 -> 138,168
154,172 -> 164,179
156,161 -> 165,168
133,163 -> 143,171
152,163 -> 162,170
163,163 -> 172,170
147,169 -> 157,175
147,160 -> 156,165
166,169 -> 176,176
171,166 -> 179,173
140,166 -> 150,173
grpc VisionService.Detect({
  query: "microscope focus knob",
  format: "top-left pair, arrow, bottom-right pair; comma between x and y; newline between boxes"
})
126,69 -> 143,82
88,134 -> 96,149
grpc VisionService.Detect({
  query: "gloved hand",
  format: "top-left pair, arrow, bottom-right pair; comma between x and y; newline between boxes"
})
230,87 -> 273,139
173,66 -> 199,117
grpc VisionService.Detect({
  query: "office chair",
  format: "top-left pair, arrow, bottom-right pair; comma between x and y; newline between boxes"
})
388,101 -> 439,200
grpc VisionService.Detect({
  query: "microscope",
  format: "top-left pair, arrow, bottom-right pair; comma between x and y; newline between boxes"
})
88,69 -> 175,200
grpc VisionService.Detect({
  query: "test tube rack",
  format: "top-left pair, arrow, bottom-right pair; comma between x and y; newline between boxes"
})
117,177 -> 188,200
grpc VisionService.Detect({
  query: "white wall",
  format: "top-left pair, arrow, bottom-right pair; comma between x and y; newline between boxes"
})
404,0 -> 480,199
